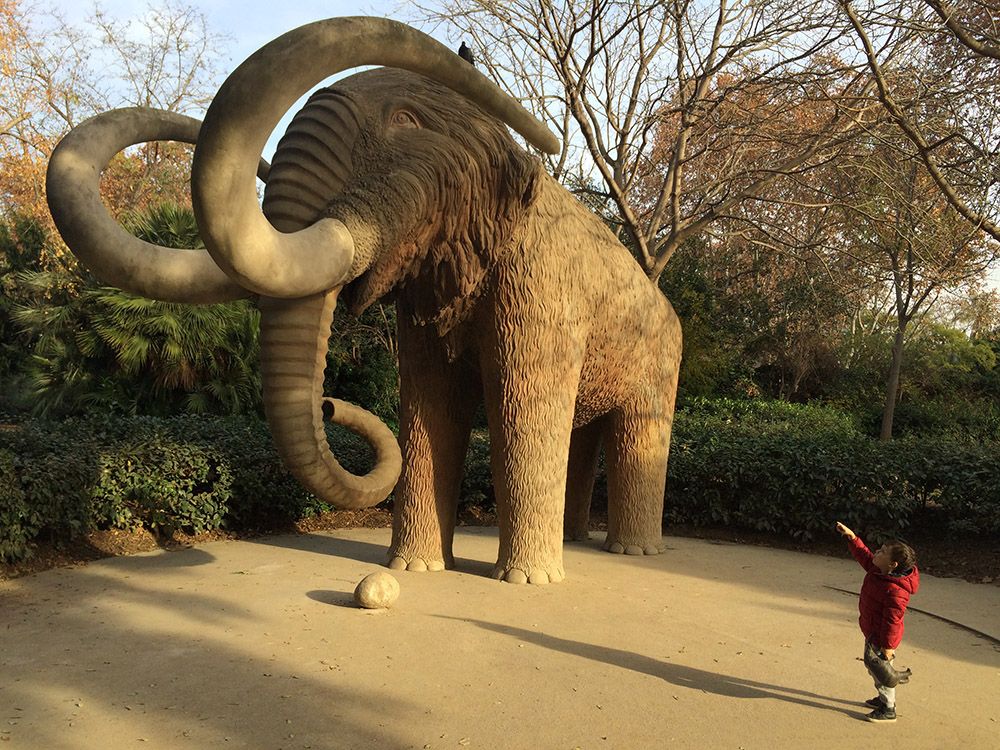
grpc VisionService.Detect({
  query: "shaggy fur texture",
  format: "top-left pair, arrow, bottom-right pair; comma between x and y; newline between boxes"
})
262,68 -> 682,583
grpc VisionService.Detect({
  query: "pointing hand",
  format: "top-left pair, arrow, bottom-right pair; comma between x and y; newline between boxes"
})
835,521 -> 856,539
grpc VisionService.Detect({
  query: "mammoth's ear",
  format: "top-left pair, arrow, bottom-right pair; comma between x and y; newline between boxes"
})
501,147 -> 542,213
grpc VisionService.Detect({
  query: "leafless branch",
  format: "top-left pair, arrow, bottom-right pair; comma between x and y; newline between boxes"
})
923,0 -> 1000,59
841,0 -> 1000,242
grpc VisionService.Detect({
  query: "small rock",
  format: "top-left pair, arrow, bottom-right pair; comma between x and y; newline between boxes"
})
354,571 -> 400,609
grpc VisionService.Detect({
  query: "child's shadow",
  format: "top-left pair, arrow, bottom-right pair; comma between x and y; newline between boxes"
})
437,616 -> 865,718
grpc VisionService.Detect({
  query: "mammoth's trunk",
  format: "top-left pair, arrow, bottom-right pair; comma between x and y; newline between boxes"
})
259,290 -> 401,509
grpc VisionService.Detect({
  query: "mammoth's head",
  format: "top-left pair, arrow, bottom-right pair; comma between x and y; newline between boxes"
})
191,16 -> 558,304
262,68 -> 542,329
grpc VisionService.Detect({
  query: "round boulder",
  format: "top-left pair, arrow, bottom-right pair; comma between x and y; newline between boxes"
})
353,571 -> 400,609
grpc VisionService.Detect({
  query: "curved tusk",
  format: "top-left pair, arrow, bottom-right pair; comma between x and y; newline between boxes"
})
192,16 -> 561,300
46,107 -> 260,304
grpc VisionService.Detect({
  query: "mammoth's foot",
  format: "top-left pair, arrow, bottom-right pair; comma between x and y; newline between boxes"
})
387,548 -> 453,573
491,559 -> 565,585
603,537 -> 665,555
387,556 -> 447,572
563,528 -> 591,542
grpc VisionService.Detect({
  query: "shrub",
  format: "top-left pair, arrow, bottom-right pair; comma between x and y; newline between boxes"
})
664,401 -> 1000,541
888,398 -> 1000,441
460,430 -> 494,510
2,402 -> 997,563
0,414 -> 388,562
0,447 -> 30,562
666,415 -> 904,540
678,396 -> 862,435
898,434 -> 1000,535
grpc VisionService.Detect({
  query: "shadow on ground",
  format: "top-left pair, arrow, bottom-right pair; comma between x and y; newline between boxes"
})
438,616 -> 866,719
0,549 -> 415,748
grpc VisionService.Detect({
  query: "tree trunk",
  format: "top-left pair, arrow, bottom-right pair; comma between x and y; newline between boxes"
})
880,323 -> 907,441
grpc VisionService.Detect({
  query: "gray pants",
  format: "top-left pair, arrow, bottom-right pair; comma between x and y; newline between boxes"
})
863,641 -> 896,708
872,676 -> 896,708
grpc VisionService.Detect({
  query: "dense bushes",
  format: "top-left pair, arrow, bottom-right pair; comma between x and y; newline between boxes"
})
460,430 -> 493,510
2,401 -> 998,563
0,415 -> 379,562
0,447 -> 30,561
1,210 -> 399,422
665,403 -> 1000,541
2,208 -> 264,418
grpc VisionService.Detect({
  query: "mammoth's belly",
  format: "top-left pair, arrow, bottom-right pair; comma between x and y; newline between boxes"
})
571,345 -> 656,429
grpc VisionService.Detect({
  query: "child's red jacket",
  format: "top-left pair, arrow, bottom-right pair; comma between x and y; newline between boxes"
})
848,536 -> 919,650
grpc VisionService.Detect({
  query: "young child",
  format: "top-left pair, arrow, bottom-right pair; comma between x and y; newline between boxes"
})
835,521 -> 919,723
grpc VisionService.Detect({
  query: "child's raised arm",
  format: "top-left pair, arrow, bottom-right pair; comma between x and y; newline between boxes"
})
837,521 -> 876,572
835,521 -> 856,539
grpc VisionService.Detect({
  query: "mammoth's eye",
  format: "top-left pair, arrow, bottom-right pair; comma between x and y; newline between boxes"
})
390,110 -> 421,129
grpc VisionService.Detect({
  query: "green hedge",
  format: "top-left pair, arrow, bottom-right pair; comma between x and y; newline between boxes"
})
0,415 -> 380,562
0,447 -> 30,561
664,406 -> 1000,541
2,403 -> 998,563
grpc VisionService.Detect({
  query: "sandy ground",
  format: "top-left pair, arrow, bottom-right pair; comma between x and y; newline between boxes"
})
1,527 -> 998,749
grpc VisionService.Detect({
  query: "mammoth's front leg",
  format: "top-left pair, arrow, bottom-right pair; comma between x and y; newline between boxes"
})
480,318 -> 581,584
388,312 -> 478,572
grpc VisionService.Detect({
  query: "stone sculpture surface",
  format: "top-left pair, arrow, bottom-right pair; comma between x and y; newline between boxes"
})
47,17 -> 682,584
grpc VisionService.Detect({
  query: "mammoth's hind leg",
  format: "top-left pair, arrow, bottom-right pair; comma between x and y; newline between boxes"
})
603,398 -> 674,556
388,316 -> 478,572
564,417 -> 606,542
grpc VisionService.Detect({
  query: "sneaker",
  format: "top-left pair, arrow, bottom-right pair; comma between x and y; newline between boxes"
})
866,706 -> 897,723
864,696 -> 884,708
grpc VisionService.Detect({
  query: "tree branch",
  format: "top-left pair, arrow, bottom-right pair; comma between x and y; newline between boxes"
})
841,0 -> 1000,242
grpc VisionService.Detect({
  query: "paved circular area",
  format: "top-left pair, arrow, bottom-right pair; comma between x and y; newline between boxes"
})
2,527 -> 997,748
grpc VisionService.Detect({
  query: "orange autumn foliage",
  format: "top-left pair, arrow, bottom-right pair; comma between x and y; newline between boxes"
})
1,0 -> 203,238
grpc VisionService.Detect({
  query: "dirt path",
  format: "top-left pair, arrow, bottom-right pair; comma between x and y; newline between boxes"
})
2,528 -> 997,749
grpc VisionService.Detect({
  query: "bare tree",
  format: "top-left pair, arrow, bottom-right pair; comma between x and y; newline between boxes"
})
923,0 -> 1000,60
411,0 -> 884,281
840,0 -> 1000,242
0,0 -> 230,222
831,124 -> 997,438
89,0 -> 225,113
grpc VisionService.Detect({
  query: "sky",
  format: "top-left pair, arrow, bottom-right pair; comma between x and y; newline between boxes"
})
47,0 -> 459,157
51,1 -> 436,63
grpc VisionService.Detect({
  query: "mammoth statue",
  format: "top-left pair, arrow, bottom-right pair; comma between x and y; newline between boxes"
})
47,17 -> 682,584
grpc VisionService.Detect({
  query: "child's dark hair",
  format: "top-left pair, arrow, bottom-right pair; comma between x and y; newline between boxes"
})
885,540 -> 917,571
